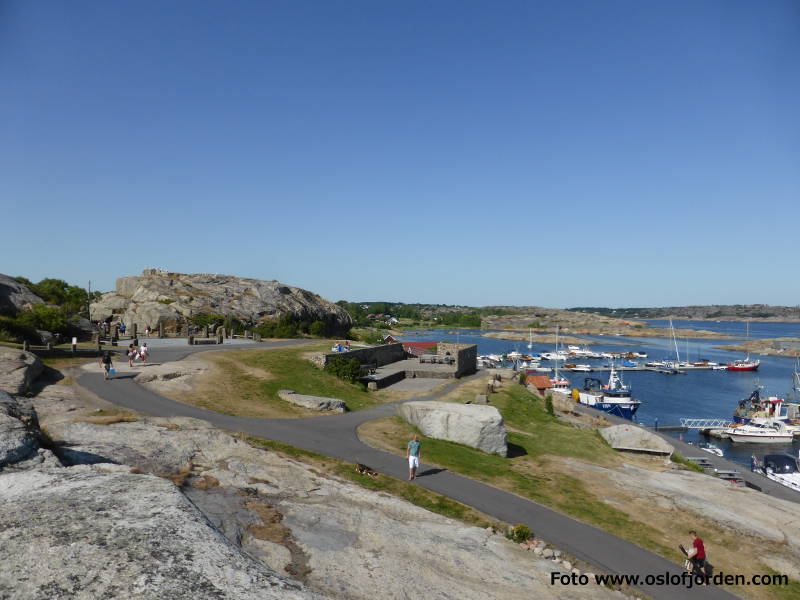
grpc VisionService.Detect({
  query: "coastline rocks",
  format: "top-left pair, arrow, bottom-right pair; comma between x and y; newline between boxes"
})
277,390 -> 345,413
0,391 -> 42,468
398,401 -> 508,456
90,269 -> 352,335
0,347 -> 43,395
0,465 -> 320,600
599,425 -> 674,456
0,274 -> 43,315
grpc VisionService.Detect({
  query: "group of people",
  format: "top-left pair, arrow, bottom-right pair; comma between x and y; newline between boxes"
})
99,343 -> 151,380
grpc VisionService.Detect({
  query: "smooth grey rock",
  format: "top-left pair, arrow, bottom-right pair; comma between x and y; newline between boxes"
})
600,424 -> 674,456
398,401 -> 508,456
474,394 -> 488,404
0,274 -> 43,315
0,392 -> 41,468
562,560 -> 572,571
542,549 -> 554,558
0,347 -> 42,395
277,390 -> 345,413
0,465 -> 320,600
90,270 -> 352,335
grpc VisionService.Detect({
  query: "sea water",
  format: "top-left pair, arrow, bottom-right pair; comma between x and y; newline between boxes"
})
397,323 -> 800,470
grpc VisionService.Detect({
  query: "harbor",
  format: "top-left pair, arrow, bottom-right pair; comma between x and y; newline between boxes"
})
399,320 -> 800,472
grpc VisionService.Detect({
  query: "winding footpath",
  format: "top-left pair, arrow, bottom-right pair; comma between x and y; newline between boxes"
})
77,341 -> 740,600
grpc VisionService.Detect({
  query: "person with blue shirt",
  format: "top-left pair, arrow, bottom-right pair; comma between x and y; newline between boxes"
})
406,434 -> 422,481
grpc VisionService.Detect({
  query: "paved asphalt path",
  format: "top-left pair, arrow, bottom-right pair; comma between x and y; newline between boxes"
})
78,342 -> 741,600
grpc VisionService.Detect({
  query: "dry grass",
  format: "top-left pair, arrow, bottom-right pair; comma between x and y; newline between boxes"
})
245,501 -> 287,543
191,475 -> 220,490
74,414 -> 140,425
161,463 -> 193,487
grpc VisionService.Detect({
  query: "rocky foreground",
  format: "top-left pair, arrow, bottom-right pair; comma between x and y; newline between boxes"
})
0,353 -> 621,600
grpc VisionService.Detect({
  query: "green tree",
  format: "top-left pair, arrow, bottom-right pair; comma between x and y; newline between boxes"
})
309,321 -> 327,337
324,356 -> 362,383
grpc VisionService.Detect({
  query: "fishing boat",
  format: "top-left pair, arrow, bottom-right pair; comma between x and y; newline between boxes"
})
576,363 -> 641,420
752,454 -> 800,493
724,420 -> 794,443
727,321 -> 760,371
732,389 -> 799,425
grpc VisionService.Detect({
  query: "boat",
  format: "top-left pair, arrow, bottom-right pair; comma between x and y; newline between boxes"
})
732,389 -> 799,425
752,454 -> 800,492
575,363 -> 641,420
697,442 -> 724,457
724,419 -> 795,443
549,325 -> 571,393
570,364 -> 592,372
727,321 -> 760,371
527,328 -> 533,350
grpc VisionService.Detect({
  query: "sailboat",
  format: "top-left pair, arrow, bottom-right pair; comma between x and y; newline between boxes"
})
527,327 -> 533,350
549,325 -> 571,393
727,321 -> 760,371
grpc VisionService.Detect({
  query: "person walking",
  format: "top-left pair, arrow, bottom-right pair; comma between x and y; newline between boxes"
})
100,351 -> 114,380
139,342 -> 149,366
127,344 -> 137,367
406,434 -> 422,481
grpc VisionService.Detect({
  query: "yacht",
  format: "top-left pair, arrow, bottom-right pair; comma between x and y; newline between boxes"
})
752,454 -> 800,493
725,420 -> 794,444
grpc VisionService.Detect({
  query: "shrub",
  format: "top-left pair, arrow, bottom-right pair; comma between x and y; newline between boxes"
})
192,314 -> 226,328
0,316 -> 40,344
545,395 -> 554,416
507,524 -> 532,544
309,321 -> 327,337
157,299 -> 176,305
518,372 -> 527,385
324,356 -> 362,383
15,305 -> 68,334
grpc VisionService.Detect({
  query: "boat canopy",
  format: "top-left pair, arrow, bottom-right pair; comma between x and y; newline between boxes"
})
763,454 -> 799,474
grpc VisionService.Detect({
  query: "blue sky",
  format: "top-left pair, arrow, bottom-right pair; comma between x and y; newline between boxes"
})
2,1 -> 798,307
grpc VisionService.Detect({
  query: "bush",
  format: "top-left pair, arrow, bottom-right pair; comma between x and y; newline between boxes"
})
507,524 -> 532,544
309,320 -> 327,337
0,316 -> 40,344
518,372 -> 527,385
192,314 -> 226,328
254,314 -> 301,339
324,356 -> 362,383
545,395 -> 554,416
15,305 -> 68,334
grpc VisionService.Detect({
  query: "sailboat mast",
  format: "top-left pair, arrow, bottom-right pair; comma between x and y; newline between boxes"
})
670,319 -> 680,362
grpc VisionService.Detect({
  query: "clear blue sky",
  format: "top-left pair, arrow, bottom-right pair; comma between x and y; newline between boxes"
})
2,1 -> 798,308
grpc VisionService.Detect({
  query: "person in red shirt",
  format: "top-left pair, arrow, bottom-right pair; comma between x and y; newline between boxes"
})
688,530 -> 707,576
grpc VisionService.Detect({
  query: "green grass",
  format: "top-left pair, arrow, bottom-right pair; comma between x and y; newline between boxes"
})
221,345 -> 380,412
248,437 -> 498,528
671,454 -> 706,473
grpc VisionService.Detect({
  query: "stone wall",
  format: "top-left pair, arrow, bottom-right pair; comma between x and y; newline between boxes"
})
437,343 -> 478,377
316,343 -> 406,369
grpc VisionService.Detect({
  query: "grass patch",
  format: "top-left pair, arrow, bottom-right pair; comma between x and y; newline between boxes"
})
671,454 -> 706,473
75,414 -> 140,425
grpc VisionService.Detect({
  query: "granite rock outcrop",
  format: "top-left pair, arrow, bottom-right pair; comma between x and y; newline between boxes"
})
90,269 -> 352,335
0,274 -> 43,315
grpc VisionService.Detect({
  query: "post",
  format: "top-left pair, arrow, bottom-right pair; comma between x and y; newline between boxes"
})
71,337 -> 77,357
188,335 -> 194,346
133,337 -> 138,347
22,340 -> 28,351
113,324 -> 119,342
132,323 -> 138,339
158,322 -> 164,338
46,342 -> 53,351
217,327 -> 225,344
203,325 -> 209,338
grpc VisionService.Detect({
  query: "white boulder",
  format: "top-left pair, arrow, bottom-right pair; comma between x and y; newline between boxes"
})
277,390 -> 345,413
599,425 -> 674,456
398,401 -> 508,456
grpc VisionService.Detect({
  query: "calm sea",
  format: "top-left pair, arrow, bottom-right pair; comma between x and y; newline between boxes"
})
398,323 -> 800,470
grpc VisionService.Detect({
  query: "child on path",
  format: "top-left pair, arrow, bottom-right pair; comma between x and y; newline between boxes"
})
127,344 -> 137,367
100,352 -> 114,380
139,342 -> 149,366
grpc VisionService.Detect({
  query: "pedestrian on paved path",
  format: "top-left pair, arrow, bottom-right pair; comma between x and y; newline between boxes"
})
139,342 -> 149,366
127,344 -> 137,367
406,434 -> 421,481
100,351 -> 114,380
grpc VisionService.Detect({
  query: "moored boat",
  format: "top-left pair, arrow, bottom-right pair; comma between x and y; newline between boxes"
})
724,420 -> 794,443
752,454 -> 800,492
575,363 -> 641,420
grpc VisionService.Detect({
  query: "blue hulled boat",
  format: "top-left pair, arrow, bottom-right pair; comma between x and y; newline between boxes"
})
576,364 -> 641,420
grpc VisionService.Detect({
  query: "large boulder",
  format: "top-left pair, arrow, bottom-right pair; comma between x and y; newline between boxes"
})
0,274 -> 43,316
0,347 -> 43,395
599,424 -> 674,456
398,401 -> 508,456
0,465 -> 320,600
0,392 -> 59,471
90,269 -> 352,335
277,390 -> 345,412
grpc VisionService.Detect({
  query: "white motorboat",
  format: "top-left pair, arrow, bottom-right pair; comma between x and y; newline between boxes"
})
570,364 -> 593,372
725,420 -> 795,443
697,442 -> 724,457
753,454 -> 800,493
